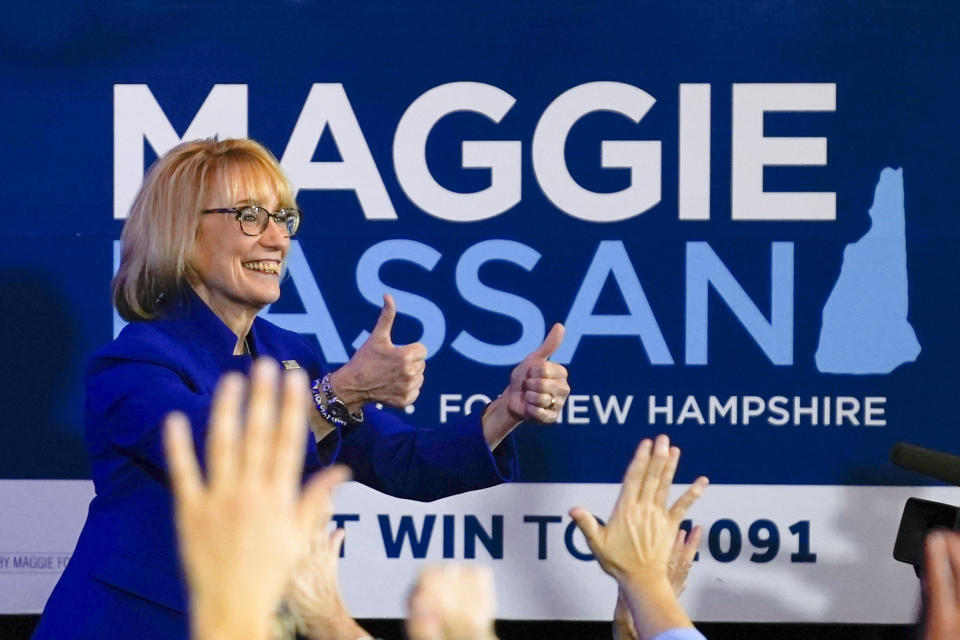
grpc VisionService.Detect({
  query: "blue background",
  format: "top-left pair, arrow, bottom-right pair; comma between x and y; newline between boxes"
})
1,0 -> 957,486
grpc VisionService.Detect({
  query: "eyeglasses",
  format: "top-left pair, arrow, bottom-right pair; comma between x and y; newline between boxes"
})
201,205 -> 301,238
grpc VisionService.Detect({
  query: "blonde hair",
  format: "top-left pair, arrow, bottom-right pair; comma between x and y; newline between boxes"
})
113,138 -> 296,321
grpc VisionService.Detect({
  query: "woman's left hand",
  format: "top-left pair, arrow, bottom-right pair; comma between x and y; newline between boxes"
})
482,323 -> 569,448
504,323 -> 569,423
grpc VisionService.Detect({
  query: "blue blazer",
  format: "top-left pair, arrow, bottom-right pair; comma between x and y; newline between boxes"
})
33,292 -> 517,639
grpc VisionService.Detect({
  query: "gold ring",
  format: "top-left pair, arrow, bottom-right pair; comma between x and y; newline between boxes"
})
547,395 -> 557,410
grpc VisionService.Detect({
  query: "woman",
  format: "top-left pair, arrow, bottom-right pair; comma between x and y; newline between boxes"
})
33,138 -> 569,639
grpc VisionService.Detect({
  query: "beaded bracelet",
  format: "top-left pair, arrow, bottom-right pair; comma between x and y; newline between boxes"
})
311,373 -> 364,428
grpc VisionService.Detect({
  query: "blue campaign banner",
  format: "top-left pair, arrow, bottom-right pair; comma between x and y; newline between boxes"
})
1,0 -> 957,492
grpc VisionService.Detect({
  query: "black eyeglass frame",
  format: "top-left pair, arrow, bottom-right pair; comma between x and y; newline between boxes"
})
201,205 -> 301,238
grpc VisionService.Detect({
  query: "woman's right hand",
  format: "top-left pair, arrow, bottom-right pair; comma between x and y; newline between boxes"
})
329,294 -> 427,412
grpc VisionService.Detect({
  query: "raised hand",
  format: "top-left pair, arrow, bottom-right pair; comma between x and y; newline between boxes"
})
163,359 -> 350,640
570,435 -> 707,583
923,531 -> 960,640
668,525 -> 702,597
406,564 -> 498,640
330,294 -> 427,410
285,522 -> 370,640
613,526 -> 702,640
569,435 -> 708,639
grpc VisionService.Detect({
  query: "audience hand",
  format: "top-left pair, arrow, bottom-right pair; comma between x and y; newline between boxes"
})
406,564 -> 498,640
612,587 -> 637,640
923,530 -> 960,640
612,525 -> 702,640
668,526 -> 702,597
285,521 -> 369,640
163,359 -> 349,640
163,361 -> 713,640
570,434 -> 708,640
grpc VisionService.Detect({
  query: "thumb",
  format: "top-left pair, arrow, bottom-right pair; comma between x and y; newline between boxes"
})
299,465 -> 351,531
569,506 -> 602,553
330,527 -> 347,555
370,294 -> 396,342
530,323 -> 565,360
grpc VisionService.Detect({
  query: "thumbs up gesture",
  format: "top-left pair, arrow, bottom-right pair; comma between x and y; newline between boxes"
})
504,323 -> 569,424
329,295 -> 427,411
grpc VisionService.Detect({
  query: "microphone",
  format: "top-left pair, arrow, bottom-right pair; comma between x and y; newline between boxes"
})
890,442 -> 960,486
890,443 -> 960,575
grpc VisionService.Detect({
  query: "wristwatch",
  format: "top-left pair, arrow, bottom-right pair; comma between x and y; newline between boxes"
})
312,373 -> 364,428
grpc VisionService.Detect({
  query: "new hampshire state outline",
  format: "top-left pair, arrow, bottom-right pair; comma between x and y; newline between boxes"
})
815,167 -> 920,374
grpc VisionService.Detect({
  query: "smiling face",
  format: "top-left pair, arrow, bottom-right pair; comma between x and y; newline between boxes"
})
188,160 -> 295,336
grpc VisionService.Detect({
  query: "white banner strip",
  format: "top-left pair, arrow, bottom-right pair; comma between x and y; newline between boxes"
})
0,480 -> 947,622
